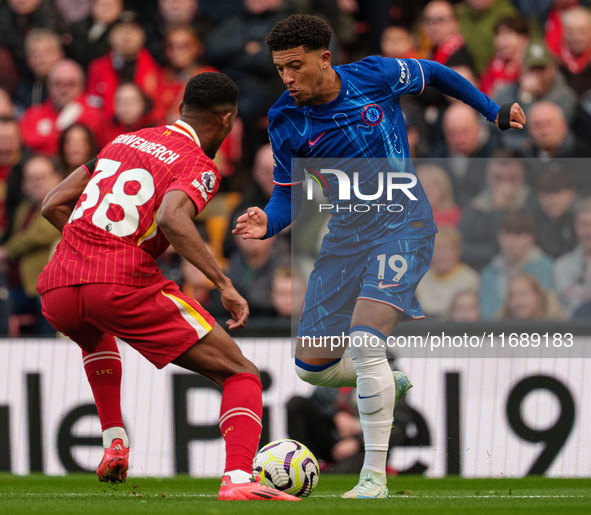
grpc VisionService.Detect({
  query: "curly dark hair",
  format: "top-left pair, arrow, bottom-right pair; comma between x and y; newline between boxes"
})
266,14 -> 333,52
182,72 -> 238,112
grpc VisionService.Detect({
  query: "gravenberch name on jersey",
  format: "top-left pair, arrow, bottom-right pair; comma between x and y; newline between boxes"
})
112,133 -> 181,165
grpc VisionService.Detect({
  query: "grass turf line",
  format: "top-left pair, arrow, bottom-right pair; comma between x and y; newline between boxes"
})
0,474 -> 589,514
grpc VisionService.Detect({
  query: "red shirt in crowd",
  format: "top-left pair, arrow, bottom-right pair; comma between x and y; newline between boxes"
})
19,95 -> 108,156
87,48 -> 163,120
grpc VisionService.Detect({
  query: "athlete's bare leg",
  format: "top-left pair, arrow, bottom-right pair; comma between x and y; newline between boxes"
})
350,299 -> 400,335
173,322 -> 266,491
172,322 -> 258,384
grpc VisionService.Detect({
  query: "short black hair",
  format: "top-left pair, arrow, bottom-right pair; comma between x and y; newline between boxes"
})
494,15 -> 530,37
536,164 -> 575,193
266,14 -> 333,52
498,210 -> 536,235
182,72 -> 238,112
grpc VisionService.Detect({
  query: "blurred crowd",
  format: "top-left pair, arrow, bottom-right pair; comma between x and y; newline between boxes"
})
1,0 -> 591,336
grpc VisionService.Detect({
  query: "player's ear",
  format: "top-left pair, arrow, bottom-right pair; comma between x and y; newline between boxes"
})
221,111 -> 233,128
178,100 -> 184,116
320,50 -> 331,69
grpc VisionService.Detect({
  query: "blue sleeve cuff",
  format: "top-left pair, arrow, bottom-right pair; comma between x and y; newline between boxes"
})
263,183 -> 302,239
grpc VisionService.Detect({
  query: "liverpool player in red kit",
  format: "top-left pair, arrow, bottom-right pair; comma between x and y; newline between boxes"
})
37,73 -> 299,501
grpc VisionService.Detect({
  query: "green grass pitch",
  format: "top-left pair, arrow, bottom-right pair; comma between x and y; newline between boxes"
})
0,474 -> 589,514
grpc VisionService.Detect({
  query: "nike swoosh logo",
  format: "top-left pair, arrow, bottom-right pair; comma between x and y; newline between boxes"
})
358,394 -> 380,399
308,132 -> 325,147
378,281 -> 399,289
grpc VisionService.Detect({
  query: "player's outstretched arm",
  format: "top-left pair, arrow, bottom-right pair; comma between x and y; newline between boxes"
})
41,165 -> 91,231
417,60 -> 526,130
158,190 -> 249,329
232,206 -> 268,240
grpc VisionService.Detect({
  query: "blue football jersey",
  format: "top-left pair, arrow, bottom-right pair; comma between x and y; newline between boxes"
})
268,56 -> 438,252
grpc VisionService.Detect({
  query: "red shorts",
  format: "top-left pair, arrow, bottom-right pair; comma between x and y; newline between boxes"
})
40,281 -> 216,369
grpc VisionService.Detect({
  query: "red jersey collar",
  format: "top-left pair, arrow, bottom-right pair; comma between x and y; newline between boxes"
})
168,119 -> 201,147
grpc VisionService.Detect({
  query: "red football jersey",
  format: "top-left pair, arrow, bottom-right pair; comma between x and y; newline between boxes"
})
37,120 -> 220,294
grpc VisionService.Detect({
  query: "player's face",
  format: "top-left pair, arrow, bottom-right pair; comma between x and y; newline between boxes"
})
272,46 -> 330,106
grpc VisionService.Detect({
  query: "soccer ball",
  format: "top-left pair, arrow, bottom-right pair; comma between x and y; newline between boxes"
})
253,439 -> 319,497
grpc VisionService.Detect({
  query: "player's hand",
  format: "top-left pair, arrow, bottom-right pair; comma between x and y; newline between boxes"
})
232,206 -> 268,240
495,102 -> 526,130
220,285 -> 249,330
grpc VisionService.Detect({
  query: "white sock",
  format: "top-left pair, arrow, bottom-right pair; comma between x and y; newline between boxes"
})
225,469 -> 252,484
349,328 -> 394,477
361,452 -> 388,484
103,426 -> 129,449
295,356 -> 357,387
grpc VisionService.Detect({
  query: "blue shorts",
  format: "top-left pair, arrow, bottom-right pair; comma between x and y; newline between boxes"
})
298,236 -> 434,338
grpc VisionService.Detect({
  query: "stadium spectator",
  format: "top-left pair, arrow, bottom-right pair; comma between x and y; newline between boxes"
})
479,16 -> 530,97
160,25 -> 217,123
19,59 -> 108,156
144,0 -> 213,66
533,164 -> 577,258
55,0 -> 92,26
545,0 -> 580,57
554,197 -> 591,315
523,101 -> 591,195
456,0 -> 518,75
558,6 -> 591,97
448,289 -> 481,321
435,102 -> 501,206
402,103 -> 429,158
64,0 -> 124,70
270,266 -> 307,319
223,143 -> 276,258
105,82 -> 159,143
380,24 -> 419,60
497,274 -> 566,320
421,0 -> 474,67
0,0 -> 63,76
0,88 -> 16,118
204,0 -> 290,160
0,117 -> 26,238
494,41 -> 579,152
524,101 -> 591,163
223,233 -> 290,317
57,123 -> 99,177
416,225 -> 480,320
479,210 -> 555,319
13,29 -> 64,114
459,153 -> 535,270
415,163 -> 462,227
86,10 -> 163,120
0,155 -> 61,336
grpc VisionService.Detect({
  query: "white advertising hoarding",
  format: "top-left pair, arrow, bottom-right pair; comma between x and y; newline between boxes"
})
0,338 -> 589,477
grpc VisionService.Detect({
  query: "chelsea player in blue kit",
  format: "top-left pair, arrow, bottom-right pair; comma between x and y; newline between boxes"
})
234,14 -> 526,498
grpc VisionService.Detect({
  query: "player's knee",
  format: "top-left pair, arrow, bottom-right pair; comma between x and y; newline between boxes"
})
294,363 -> 320,386
237,358 -> 259,378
